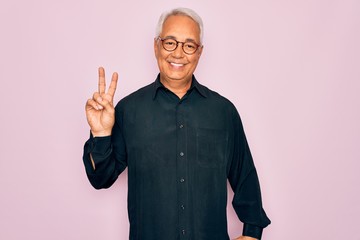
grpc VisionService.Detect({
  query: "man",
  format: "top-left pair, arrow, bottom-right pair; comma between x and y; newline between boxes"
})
83,8 -> 270,240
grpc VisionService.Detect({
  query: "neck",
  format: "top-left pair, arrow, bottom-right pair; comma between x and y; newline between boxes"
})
160,76 -> 192,99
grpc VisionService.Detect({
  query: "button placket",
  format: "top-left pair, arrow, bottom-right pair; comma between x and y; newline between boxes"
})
176,102 -> 188,238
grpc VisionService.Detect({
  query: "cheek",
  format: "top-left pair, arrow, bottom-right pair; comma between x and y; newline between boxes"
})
155,45 -> 168,61
189,56 -> 200,67
158,51 -> 170,61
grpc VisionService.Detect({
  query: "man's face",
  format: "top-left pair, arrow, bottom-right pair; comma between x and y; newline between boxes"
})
154,15 -> 203,83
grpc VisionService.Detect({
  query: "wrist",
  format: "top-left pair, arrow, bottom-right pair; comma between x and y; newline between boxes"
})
91,129 -> 112,137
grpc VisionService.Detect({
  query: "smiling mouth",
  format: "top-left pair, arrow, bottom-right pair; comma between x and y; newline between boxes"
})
170,62 -> 185,67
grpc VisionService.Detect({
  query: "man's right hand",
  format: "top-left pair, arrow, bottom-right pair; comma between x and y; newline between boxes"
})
85,67 -> 118,137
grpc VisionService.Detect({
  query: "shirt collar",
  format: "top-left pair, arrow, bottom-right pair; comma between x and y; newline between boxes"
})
152,74 -> 208,100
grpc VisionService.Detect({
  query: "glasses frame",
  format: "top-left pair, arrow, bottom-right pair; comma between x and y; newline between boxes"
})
157,37 -> 201,55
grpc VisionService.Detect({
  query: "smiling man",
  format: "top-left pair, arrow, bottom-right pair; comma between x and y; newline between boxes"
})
154,14 -> 202,98
83,8 -> 270,240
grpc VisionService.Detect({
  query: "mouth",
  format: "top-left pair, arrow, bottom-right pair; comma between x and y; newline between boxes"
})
170,62 -> 185,67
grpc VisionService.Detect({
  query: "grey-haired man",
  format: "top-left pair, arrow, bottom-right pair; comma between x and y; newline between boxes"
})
83,8 -> 270,240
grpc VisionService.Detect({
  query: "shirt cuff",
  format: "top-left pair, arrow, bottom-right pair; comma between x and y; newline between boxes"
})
87,132 -> 112,163
242,223 -> 263,239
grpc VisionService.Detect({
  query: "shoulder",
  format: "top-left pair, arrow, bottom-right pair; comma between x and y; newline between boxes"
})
198,82 -> 239,114
115,81 -> 155,111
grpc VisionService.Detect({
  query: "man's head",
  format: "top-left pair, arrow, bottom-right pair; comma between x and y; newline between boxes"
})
155,8 -> 204,44
154,8 -> 204,84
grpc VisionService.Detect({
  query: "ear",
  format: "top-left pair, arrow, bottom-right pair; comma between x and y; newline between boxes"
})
197,45 -> 204,57
154,38 -> 159,58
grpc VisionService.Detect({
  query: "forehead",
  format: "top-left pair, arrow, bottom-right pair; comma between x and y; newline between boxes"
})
161,15 -> 200,42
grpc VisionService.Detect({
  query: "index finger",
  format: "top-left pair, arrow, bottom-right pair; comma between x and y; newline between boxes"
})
98,67 -> 106,94
107,72 -> 118,98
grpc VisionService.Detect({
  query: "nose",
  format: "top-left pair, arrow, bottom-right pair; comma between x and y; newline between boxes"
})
172,42 -> 185,58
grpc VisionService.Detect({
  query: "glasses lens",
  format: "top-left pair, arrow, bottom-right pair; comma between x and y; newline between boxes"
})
183,42 -> 198,54
160,38 -> 199,54
162,39 -> 177,51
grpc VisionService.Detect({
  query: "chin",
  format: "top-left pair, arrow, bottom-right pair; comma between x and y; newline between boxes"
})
170,68 -> 192,78
166,72 -> 187,81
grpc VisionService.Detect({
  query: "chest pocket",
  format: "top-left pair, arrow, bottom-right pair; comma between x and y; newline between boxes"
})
196,128 -> 228,168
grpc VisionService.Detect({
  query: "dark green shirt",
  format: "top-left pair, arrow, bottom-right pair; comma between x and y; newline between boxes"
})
83,75 -> 270,240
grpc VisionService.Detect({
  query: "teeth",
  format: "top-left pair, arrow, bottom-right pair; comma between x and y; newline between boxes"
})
170,63 -> 184,67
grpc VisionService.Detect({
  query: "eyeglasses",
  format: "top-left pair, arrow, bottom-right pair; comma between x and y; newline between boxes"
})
157,37 -> 201,55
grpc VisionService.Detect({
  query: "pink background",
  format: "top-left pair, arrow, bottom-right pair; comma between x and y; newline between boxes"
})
1,0 -> 359,239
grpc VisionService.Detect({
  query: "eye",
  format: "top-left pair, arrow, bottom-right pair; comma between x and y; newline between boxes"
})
164,40 -> 176,46
184,43 -> 196,49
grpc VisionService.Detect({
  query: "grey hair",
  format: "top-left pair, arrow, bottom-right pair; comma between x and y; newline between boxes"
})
155,7 -> 204,44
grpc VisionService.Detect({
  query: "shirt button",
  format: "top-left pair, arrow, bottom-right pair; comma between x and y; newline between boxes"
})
181,205 -> 185,210
182,230 -> 186,235
180,178 -> 185,183
179,124 -> 184,129
180,152 -> 184,157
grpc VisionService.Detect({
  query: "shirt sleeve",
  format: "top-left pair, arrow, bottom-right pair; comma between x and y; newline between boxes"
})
227,108 -> 271,239
82,110 -> 127,189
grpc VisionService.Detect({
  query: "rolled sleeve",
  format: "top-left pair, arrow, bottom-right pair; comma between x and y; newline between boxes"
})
82,133 -> 122,189
243,223 -> 263,239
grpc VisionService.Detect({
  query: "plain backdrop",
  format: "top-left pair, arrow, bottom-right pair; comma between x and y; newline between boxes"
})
1,0 -> 359,239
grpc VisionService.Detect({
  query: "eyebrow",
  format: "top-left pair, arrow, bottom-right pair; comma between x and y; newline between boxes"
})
163,35 -> 198,43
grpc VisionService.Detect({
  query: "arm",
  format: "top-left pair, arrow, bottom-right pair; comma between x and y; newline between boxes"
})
82,67 -> 127,189
228,108 -> 271,239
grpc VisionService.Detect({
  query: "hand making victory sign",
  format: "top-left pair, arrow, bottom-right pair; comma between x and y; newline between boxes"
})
85,67 -> 118,137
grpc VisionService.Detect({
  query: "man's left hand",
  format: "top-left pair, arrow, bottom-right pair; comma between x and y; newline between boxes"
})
233,236 -> 258,240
